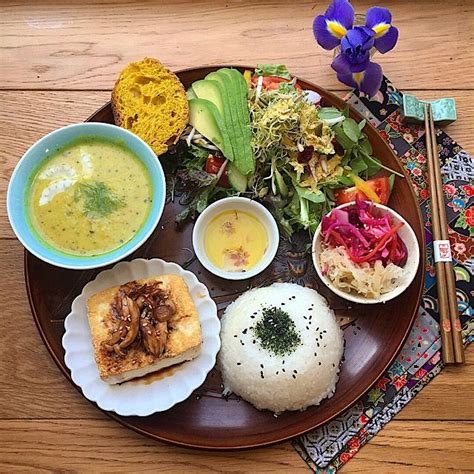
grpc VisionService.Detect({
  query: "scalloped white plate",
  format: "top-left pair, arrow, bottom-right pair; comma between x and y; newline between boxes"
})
62,258 -> 220,417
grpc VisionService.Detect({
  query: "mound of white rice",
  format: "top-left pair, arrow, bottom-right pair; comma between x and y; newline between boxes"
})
218,283 -> 344,413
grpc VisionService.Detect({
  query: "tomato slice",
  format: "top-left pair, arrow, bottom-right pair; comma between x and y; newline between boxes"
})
205,154 -> 230,187
334,177 -> 391,205
251,75 -> 301,91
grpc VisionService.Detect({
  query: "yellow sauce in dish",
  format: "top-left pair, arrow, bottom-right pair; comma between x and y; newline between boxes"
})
204,210 -> 268,272
28,137 -> 152,256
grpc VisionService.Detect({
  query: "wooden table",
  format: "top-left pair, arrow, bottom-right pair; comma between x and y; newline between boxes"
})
1,1 -> 473,471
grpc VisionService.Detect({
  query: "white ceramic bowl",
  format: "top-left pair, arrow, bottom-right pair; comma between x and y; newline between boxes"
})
62,258 -> 220,416
312,202 -> 420,304
192,197 -> 279,280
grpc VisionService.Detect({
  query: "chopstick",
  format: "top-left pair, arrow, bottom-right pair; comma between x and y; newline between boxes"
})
424,103 -> 465,364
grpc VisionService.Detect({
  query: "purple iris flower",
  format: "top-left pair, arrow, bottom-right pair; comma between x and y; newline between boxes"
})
312,0 -> 398,97
331,26 -> 382,97
333,26 -> 375,74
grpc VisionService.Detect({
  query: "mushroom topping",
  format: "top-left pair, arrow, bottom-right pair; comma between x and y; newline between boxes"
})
140,307 -> 162,355
116,295 -> 140,351
156,321 -> 168,355
155,301 -> 176,322
104,280 -> 176,356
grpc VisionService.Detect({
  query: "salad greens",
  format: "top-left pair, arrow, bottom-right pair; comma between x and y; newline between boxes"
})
166,64 -> 402,236
254,64 -> 292,79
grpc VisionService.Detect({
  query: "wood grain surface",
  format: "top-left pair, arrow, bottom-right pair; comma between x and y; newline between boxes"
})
1,0 -> 473,471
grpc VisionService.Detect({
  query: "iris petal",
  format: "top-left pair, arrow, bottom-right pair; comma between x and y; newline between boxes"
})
366,6 -> 392,30
338,27 -> 373,72
366,6 -> 398,53
358,62 -> 383,97
372,23 -> 391,38
313,15 -> 341,50
336,70 -> 358,90
331,53 -> 352,75
313,0 -> 355,49
332,51 -> 369,74
336,61 -> 382,98
374,26 -> 399,53
325,0 -> 355,29
341,27 -> 375,53
326,20 -> 347,39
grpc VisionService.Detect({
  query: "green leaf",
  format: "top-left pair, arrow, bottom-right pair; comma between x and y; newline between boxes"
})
359,137 -> 373,155
349,155 -> 368,175
295,185 -> 326,203
388,174 -> 395,191
358,119 -> 367,131
360,151 -> 405,178
337,174 -> 354,186
365,155 -> 382,176
342,118 -> 362,143
254,64 -> 291,79
274,167 -> 289,197
333,124 -> 354,151
189,144 -> 209,160
318,107 -> 344,121
278,82 -> 296,94
324,187 -> 336,202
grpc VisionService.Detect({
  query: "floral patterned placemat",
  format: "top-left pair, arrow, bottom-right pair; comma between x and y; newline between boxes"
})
293,76 -> 474,472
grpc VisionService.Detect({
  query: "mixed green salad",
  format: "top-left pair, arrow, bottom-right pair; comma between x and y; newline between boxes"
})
163,64 -> 402,236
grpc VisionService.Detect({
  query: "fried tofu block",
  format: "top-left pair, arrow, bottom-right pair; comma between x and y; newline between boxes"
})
87,275 -> 202,384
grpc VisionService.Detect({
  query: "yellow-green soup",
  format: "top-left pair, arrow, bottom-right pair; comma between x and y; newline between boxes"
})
28,137 -> 152,256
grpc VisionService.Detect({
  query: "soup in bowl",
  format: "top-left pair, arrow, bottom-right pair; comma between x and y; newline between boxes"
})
8,123 -> 166,269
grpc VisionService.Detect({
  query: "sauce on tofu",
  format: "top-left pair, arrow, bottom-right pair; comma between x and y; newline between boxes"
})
28,137 -> 152,256
204,210 -> 268,272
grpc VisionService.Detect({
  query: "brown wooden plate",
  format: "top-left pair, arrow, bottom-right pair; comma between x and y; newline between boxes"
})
25,66 -> 425,449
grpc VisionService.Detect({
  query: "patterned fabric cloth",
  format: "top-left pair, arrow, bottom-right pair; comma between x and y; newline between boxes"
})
293,77 -> 474,472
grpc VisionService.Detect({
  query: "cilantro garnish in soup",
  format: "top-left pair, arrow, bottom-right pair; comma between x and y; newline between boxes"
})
28,136 -> 152,256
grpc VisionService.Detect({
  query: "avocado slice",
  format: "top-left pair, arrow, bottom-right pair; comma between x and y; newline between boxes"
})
205,71 -> 248,174
192,80 -> 225,116
205,72 -> 239,129
191,79 -> 235,162
186,87 -> 197,100
188,98 -> 232,158
214,68 -> 255,176
227,161 -> 247,192
220,68 -> 252,143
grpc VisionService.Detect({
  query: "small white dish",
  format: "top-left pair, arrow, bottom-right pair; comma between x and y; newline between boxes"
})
192,197 -> 279,281
62,258 -> 220,416
312,202 -> 420,304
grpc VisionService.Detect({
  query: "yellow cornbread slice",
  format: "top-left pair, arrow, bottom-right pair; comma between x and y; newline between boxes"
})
112,58 -> 189,156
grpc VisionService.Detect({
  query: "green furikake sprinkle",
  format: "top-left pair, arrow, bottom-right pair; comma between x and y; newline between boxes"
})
74,181 -> 125,218
252,306 -> 301,357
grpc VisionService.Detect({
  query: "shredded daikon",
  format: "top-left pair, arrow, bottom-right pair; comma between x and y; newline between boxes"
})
319,246 -> 404,299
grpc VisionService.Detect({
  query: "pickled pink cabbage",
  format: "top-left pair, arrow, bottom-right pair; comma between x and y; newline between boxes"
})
321,198 -> 407,267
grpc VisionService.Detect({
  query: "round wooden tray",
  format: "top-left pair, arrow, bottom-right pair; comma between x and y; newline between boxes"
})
25,66 -> 425,449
